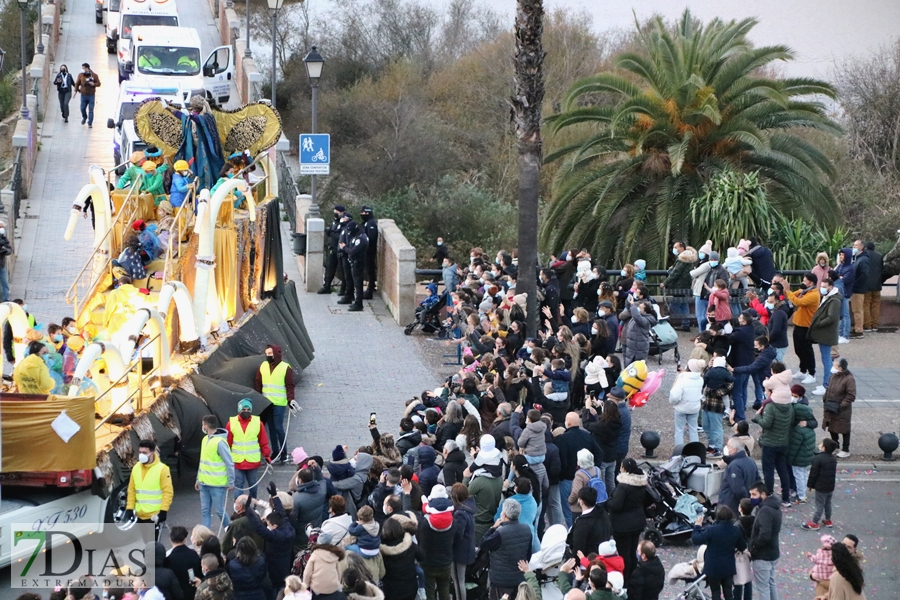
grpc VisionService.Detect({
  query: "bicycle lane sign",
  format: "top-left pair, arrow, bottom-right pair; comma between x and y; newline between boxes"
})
299,134 -> 330,175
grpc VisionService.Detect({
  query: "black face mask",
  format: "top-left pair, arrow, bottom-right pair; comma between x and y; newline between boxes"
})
240,410 -> 252,420
266,355 -> 275,364
334,213 -> 341,220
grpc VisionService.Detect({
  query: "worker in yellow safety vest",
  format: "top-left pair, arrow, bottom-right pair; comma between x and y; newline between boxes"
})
254,344 -> 295,463
195,414 -> 235,529
226,398 -> 272,500
124,439 -> 173,541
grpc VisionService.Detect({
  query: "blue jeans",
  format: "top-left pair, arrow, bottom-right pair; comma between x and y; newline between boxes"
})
695,297 -> 709,331
199,484 -> 230,529
674,411 -> 699,445
774,347 -> 787,362
560,479 -> 574,527
80,94 -> 95,125
839,296 -> 850,338
702,410 -> 724,451
268,405 -> 287,459
751,372 -> 765,406
669,301 -> 690,327
752,559 -> 779,600
0,266 -> 8,302
819,345 -> 833,387
732,373 -> 749,421
235,467 -> 260,499
547,484 -> 564,527
600,461 -> 616,496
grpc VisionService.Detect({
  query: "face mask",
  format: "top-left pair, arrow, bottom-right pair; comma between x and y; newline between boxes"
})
750,497 -> 761,506
234,503 -> 241,513
709,261 -> 719,267
764,302 -> 774,310
819,287 -> 828,295
722,446 -> 730,457
819,261 -> 826,267
138,453 -> 150,464
767,288 -> 774,296
526,347 -> 533,354
82,69 -> 88,74
22,304 -> 27,312
240,411 -> 251,420
437,241 -> 442,246
698,252 -> 706,260
570,315 -> 578,324
591,327 -> 598,336
791,396 -> 799,403
620,270 -> 627,277
852,247 -> 859,256
266,355 -> 275,364
830,366 -> 839,374
68,326 -> 78,334
53,334 -> 63,342
350,458 -> 357,468
672,248 -> 678,256
0,228 -> 5,235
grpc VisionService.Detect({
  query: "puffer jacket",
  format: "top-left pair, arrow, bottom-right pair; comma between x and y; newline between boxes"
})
664,247 -> 698,291
836,249 -> 855,298
607,472 -> 648,533
668,371 -> 703,414
807,289 -> 841,347
416,446 -> 440,495
689,261 -> 711,297
451,497 -> 477,565
226,555 -> 268,600
332,452 -> 373,514
752,400 -> 795,448
302,544 -> 344,596
763,369 -> 793,405
618,304 -> 657,358
514,420 -> 547,457
787,403 -> 818,468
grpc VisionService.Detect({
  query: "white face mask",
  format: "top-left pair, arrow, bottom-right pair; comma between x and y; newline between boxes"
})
764,302 -> 774,309
830,366 -> 840,374
138,453 -> 150,464
570,315 -> 578,324
0,228 -> 5,235
234,503 -> 241,513
591,327 -> 598,336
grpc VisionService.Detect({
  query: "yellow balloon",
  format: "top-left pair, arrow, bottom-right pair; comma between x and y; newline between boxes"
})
617,360 -> 648,397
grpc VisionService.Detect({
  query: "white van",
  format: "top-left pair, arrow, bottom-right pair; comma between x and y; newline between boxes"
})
123,26 -> 235,106
107,82 -> 184,173
104,0 -> 122,53
116,0 -> 179,81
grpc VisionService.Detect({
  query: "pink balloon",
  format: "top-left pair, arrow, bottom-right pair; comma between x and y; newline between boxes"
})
640,368 -> 666,396
629,390 -> 650,408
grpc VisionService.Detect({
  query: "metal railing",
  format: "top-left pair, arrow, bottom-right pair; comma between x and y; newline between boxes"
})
8,148 -> 24,221
277,152 -> 298,230
94,334 -> 164,429
162,185 -> 196,282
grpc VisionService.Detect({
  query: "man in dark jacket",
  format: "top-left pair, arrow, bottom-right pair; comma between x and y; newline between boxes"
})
556,412 -> 604,527
568,486 -> 612,557
291,468 -> 326,547
319,205 -> 345,294
540,268 -> 561,331
542,420 -> 564,527
221,495 -> 265,556
661,244 -> 697,330
849,239 -> 870,337
165,527 -> 200,600
727,312 -> 757,421
245,483 -> 295,591
628,540 -> 665,600
718,438 -> 760,515
481,498 -> 533,599
746,238 -> 777,291
732,335 -> 776,411
749,481 -> 783,600
154,541 -> 185,600
598,300 -> 620,350
395,418 -> 422,456
489,403 -> 514,440
863,241 -> 883,331
610,387 -> 632,474
417,485 -> 455,600
360,205 -> 378,299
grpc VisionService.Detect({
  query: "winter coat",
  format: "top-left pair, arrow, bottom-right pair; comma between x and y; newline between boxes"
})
569,466 -> 602,513
154,542 -> 185,600
808,290 -> 841,347
663,247 -> 698,291
749,494 -> 782,561
732,345 -> 776,380
822,370 -> 856,435
348,521 -> 381,554
302,544 -> 344,596
515,420 -> 548,457
331,453 -> 373,515
244,496 -> 294,587
787,403 -> 818,468
569,505 -> 613,558
727,324 -> 756,367
825,571 -> 868,600
690,261 -> 712,297
616,400 -> 632,458
585,416 -> 622,464
226,555 -> 268,600
868,249 -> 884,291
786,287 -> 821,328
441,448 -> 467,486
709,287 -> 732,322
319,513 -> 352,546
166,545 -> 202,600
752,400 -> 794,448
396,430 -> 422,456
767,304 -> 790,349
692,521 -> 747,580
467,469 -> 503,541
619,304 -> 658,359
451,497 -> 477,565
607,472 -> 648,533
544,438 -> 562,485
557,426 -> 604,480
763,369 -> 794,406
346,582 -> 384,600
629,556 -> 666,600
746,244 -> 776,284
492,492 -> 539,551
668,371 -> 703,415
292,480 -> 326,546
812,253 -> 831,289
381,533 -> 422,600
481,520 -> 533,589
195,569 -> 234,600
416,446 -> 440,495
718,450 -> 759,515
836,249 -> 855,298
851,251 -> 870,294
808,451 -> 838,493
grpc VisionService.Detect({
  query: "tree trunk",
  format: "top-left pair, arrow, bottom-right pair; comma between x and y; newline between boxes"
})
511,0 -> 545,336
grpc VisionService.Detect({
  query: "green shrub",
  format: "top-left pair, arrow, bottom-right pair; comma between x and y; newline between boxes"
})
0,75 -> 17,119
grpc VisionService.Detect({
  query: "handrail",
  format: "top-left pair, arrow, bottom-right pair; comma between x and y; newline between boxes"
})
162,185 -> 196,281
94,333 -> 164,429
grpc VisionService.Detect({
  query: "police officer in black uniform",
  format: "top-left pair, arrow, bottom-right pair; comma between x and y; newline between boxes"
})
360,206 -> 378,299
318,205 -> 345,294
336,212 -> 354,302
340,221 -> 369,312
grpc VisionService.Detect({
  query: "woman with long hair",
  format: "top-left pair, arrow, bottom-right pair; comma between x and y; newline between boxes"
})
589,318 -> 613,358
226,537 -> 268,600
436,400 -> 466,450
458,414 -> 483,452
820,542 -> 866,599
598,281 -> 616,307
614,264 -> 635,312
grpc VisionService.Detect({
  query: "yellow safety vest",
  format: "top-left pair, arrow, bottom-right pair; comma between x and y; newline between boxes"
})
199,435 -> 229,486
260,361 -> 290,406
229,415 -> 262,464
132,461 -> 164,515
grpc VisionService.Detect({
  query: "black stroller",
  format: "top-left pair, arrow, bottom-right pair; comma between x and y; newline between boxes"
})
405,288 -> 448,336
642,444 -> 714,546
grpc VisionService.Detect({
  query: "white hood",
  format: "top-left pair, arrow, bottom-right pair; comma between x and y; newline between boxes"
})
529,524 -> 568,571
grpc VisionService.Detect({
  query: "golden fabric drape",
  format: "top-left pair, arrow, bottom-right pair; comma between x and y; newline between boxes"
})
214,229 -> 238,321
0,395 -> 97,472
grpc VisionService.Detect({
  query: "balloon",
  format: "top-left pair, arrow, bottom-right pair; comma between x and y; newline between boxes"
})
616,360 -> 648,397
629,390 -> 650,408
640,368 -> 666,396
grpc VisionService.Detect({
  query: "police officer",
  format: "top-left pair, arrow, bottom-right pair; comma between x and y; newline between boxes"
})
340,221 -> 369,312
360,206 -> 378,299
124,439 -> 173,541
336,212 -> 354,303
318,205 -> 345,294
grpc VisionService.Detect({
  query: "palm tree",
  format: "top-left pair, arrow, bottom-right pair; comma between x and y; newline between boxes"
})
542,9 -> 841,267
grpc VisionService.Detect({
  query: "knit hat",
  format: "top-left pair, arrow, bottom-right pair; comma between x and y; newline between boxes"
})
738,239 -> 751,253
820,534 -> 836,549
687,358 -> 706,373
237,398 -> 253,411
607,571 -> 625,594
791,384 -> 806,398
474,434 -> 501,466
422,486 -> 454,531
513,293 -> 528,309
634,259 -> 646,271
608,387 -> 627,400
291,446 -> 308,465
333,205 -> 346,212
712,356 -> 727,368
332,444 -> 346,461
708,251 -> 720,261
699,240 -> 713,255
598,540 -> 618,557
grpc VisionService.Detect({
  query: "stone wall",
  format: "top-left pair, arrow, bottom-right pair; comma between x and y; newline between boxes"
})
377,219 -> 416,326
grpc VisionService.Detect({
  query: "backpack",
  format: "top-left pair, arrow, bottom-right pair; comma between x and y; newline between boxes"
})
579,467 -> 608,503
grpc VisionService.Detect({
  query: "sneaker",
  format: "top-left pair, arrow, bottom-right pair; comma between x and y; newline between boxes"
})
812,386 -> 827,396
697,426 -> 704,433
836,450 -> 851,458
823,520 -> 834,528
796,497 -> 808,504
849,331 -> 864,338
792,371 -> 805,380
863,328 -> 875,332
782,501 -> 792,508
801,374 -> 816,384
838,337 -> 850,344
801,521 -> 820,530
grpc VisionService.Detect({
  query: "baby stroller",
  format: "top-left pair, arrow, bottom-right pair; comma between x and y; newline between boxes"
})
404,289 -> 448,336
665,442 -> 724,505
465,545 -> 490,600
670,575 -> 709,600
648,309 -> 681,366
641,462 -> 700,546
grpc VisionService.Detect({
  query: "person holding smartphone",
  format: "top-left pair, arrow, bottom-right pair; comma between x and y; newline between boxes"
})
73,62 -> 101,127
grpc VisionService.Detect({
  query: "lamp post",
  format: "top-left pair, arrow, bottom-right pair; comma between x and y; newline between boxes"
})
16,0 -> 29,119
244,0 -> 252,58
266,0 -> 283,110
36,0 -> 43,55
303,46 -> 324,219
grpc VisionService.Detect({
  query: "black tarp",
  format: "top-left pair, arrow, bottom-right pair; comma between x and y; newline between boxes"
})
169,387 -> 211,469
190,372 -> 271,426
261,200 -> 285,299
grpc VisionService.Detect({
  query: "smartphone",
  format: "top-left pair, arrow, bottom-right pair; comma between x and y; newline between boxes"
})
369,412 -> 377,425
187,568 -> 195,581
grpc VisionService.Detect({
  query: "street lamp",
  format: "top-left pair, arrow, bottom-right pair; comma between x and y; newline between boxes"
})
16,0 -> 29,119
267,0 -> 284,110
303,46 -> 324,218
36,0 -> 43,55
244,0 -> 252,58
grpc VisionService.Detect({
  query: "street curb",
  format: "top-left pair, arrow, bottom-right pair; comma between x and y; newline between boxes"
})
640,458 -> 900,471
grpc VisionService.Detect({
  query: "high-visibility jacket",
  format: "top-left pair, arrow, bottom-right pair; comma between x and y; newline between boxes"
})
260,361 -> 290,406
229,415 -> 262,464
127,459 -> 173,519
199,435 -> 230,486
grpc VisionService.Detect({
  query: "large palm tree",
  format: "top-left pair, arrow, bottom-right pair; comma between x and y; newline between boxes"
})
542,9 -> 841,267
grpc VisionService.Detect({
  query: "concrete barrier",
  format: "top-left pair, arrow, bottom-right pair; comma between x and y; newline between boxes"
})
304,218 -> 324,293
378,219 -> 416,326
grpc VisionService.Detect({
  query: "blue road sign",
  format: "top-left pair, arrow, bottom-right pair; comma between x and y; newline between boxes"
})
299,134 -> 330,174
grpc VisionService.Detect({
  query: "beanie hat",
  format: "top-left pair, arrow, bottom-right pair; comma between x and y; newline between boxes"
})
687,358 -> 706,373
634,259 -> 646,271
332,444 -> 346,461
422,486 -> 454,531
131,220 -> 145,231
291,446 -> 308,465
598,539 -> 618,557
237,398 -> 253,411
708,251 -> 720,261
712,356 -> 727,369
474,434 -> 501,467
699,240 -> 713,255
791,384 -> 806,398
607,571 -> 625,593
820,534 -> 836,549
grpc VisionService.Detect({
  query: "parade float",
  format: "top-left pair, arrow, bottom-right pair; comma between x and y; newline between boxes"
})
0,97 -> 314,565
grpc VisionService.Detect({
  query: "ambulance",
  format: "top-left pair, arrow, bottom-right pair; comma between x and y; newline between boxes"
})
115,0 -> 179,81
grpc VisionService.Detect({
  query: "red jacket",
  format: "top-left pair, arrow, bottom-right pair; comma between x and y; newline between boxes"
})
226,416 -> 272,470
749,297 -> 769,326
709,288 -> 732,322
